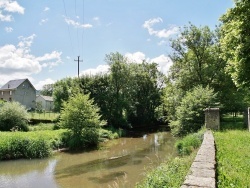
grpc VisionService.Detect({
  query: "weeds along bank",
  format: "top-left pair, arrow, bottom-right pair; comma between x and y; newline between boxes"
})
136,129 -> 205,188
0,130 -> 65,160
0,127 -> 120,160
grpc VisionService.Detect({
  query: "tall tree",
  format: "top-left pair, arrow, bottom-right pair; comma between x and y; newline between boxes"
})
40,84 -> 54,96
105,52 -> 130,128
220,0 -> 250,88
53,77 -> 78,112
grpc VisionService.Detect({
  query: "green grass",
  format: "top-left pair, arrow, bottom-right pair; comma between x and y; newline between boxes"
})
0,130 -> 66,160
136,152 -> 197,188
215,114 -> 250,187
220,114 -> 247,130
29,123 -> 56,131
215,130 -> 250,187
29,112 -> 59,121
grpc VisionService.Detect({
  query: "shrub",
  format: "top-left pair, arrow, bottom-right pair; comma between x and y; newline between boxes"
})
0,130 -> 66,160
0,102 -> 29,131
60,93 -> 105,150
136,154 -> 196,188
175,128 -> 205,156
169,86 -> 217,136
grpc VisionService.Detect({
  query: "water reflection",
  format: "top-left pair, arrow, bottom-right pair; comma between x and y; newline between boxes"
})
0,132 -> 176,188
0,159 -> 58,188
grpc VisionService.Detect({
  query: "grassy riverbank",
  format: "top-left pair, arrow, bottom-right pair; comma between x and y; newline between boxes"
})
136,129 -> 205,187
0,126 -> 121,160
215,115 -> 250,187
0,130 -> 65,160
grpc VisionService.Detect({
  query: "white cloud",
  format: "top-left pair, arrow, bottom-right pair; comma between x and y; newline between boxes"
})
126,52 -> 172,75
34,78 -> 55,90
93,17 -> 99,21
39,18 -> 48,25
151,54 -> 173,75
64,17 -> 92,29
36,51 -> 62,69
125,52 -> 148,63
80,65 -> 110,76
0,0 -> 24,22
43,7 -> 50,12
143,17 -> 179,38
0,35 -> 62,86
78,52 -> 172,78
5,26 -> 13,32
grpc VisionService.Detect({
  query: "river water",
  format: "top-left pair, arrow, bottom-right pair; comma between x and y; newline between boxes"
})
0,132 -> 176,188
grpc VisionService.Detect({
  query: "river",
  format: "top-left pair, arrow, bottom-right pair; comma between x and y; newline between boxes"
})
0,132 -> 176,188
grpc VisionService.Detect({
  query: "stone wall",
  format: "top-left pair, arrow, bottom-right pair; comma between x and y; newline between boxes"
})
181,131 -> 216,188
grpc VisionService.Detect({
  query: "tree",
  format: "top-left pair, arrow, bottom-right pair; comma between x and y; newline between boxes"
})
164,23 -> 247,122
169,86 -> 217,136
60,93 -> 104,150
79,74 -> 113,124
127,62 -> 164,126
53,77 -> 78,112
105,52 -> 130,128
169,23 -> 224,91
40,84 -> 54,96
220,0 -> 250,88
0,102 -> 29,131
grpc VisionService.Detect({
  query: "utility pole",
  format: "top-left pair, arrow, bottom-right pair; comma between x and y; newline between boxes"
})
74,56 -> 83,78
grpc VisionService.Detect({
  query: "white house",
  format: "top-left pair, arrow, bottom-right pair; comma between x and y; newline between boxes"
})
36,95 -> 54,111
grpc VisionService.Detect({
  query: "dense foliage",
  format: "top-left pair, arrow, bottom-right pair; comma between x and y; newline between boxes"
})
0,102 -> 29,131
53,52 -> 164,129
220,0 -> 250,88
169,86 -> 217,136
60,93 -> 104,150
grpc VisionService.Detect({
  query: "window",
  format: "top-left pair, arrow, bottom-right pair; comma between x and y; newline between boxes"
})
1,91 -> 3,96
10,91 -> 12,96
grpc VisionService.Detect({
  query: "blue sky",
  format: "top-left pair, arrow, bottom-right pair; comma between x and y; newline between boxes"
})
0,0 -> 233,89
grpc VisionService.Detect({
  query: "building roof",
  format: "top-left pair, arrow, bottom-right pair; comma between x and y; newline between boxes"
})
0,79 -> 36,91
39,95 -> 54,102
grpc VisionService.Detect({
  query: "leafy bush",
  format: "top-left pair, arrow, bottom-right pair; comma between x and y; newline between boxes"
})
0,102 -> 29,131
175,128 -> 205,156
60,93 -> 105,150
169,86 -> 217,136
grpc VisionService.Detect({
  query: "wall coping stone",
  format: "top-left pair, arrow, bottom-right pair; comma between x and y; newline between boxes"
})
181,130 -> 216,188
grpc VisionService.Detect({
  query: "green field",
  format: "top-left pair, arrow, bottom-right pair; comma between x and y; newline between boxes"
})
29,112 -> 59,121
215,114 -> 250,187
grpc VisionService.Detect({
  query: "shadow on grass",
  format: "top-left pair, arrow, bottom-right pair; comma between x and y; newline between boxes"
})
220,114 -> 247,131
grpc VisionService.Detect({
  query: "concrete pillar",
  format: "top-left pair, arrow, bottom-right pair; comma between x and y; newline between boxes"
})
204,108 -> 220,130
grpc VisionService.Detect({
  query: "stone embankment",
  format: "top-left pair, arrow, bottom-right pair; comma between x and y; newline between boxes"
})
181,130 -> 216,188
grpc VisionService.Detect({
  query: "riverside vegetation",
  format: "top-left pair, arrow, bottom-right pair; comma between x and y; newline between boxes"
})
136,129 -> 205,188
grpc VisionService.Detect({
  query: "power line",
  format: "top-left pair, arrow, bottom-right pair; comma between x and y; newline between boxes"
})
62,0 -> 74,55
81,0 -> 85,58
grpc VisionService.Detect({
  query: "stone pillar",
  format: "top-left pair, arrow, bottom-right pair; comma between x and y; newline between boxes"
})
248,108 -> 250,132
204,108 -> 220,130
